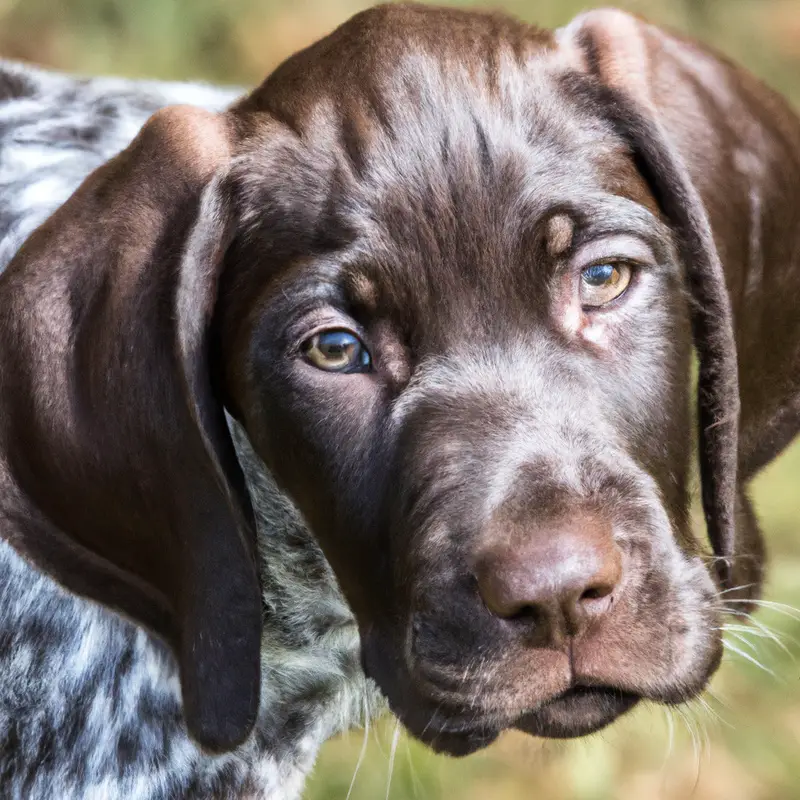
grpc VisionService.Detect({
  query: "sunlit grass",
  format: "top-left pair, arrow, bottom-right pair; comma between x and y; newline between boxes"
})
1,1 -> 799,104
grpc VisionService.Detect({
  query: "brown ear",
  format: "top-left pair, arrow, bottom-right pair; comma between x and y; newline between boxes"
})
559,11 -> 740,587
0,106 -> 261,751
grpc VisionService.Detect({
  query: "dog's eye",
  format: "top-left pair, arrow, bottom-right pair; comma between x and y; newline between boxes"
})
303,330 -> 372,373
580,263 -> 632,307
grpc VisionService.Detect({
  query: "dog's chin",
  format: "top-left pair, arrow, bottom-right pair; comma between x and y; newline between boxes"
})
372,688 -> 504,757
514,686 -> 640,739
417,725 -> 501,756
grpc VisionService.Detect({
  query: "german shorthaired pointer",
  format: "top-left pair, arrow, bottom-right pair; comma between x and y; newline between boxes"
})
1,3 -> 799,797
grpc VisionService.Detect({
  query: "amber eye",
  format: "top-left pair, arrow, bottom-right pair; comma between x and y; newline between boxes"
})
302,330 -> 372,373
580,263 -> 632,307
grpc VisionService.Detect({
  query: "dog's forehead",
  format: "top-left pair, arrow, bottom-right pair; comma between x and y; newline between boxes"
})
241,3 -> 607,159
233,3 -> 645,217
230,4 -> 660,340
241,3 -> 556,118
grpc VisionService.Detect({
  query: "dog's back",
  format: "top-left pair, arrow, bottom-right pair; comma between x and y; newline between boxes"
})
0,61 -> 239,269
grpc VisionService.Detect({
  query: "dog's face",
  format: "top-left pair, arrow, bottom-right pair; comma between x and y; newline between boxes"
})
217,9 -> 722,753
0,4 -> 750,755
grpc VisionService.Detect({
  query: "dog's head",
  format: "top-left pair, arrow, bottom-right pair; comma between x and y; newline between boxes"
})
0,5 -> 758,755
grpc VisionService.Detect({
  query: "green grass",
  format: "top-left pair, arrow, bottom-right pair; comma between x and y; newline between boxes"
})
2,1 -> 799,105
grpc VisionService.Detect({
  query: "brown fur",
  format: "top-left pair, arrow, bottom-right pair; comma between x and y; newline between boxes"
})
0,4 -> 797,755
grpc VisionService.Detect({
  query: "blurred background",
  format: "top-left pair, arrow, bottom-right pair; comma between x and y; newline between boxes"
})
2,0 -> 798,797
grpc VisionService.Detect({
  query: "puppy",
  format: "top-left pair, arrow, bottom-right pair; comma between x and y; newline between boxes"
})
0,3 -> 797,785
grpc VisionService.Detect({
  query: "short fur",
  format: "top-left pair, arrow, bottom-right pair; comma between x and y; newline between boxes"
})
1,3 -> 799,794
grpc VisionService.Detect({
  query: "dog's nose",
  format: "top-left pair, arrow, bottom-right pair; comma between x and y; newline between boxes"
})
473,517 -> 622,641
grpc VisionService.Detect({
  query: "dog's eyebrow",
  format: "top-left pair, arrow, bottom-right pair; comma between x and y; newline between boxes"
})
545,214 -> 575,257
343,269 -> 379,313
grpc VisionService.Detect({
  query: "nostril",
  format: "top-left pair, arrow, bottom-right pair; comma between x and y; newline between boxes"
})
579,583 -> 614,603
576,582 -> 617,623
504,604 -> 542,624
473,569 -> 549,622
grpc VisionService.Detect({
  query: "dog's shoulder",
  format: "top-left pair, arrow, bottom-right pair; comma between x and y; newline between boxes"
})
0,435 -> 367,798
0,532 -> 328,798
0,536 -> 182,797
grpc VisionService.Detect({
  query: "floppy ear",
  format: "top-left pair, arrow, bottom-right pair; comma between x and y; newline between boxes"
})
559,11 -> 741,588
0,106 -> 261,751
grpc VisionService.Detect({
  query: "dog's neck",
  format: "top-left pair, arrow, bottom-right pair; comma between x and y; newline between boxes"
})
229,415 -> 380,748
0,58 -> 378,798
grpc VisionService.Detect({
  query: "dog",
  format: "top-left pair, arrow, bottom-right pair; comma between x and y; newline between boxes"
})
1,2 -> 799,795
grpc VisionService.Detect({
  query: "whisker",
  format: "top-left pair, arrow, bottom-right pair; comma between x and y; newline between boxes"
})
699,709 -> 711,762
385,719 -> 401,800
459,657 -> 476,692
704,686 -> 730,710
675,706 -> 702,792
658,708 -> 676,797
744,616 -> 797,656
662,707 -> 675,767
468,657 -> 487,710
688,700 -> 712,758
717,582 -> 757,595
345,705 -> 371,800
419,703 -> 444,739
403,730 -> 423,799
722,629 -> 761,654
714,602 -> 799,647
723,599 -> 800,621
722,621 -> 795,659
722,640 -> 779,679
700,553 -> 758,564
695,694 -> 733,730
716,607 -> 749,617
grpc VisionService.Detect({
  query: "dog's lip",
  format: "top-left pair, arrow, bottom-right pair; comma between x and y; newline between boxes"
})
514,685 -> 640,738
400,685 -> 639,755
364,631 -> 642,751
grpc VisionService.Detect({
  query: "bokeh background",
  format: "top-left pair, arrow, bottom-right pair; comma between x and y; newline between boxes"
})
2,0 -> 798,797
